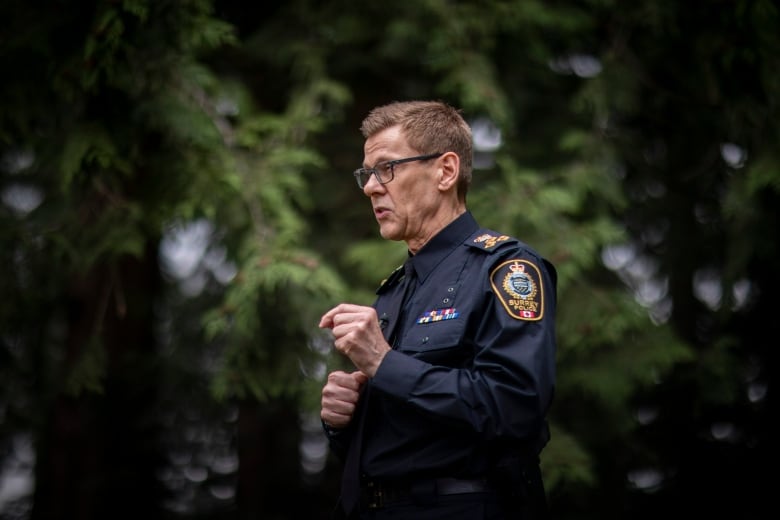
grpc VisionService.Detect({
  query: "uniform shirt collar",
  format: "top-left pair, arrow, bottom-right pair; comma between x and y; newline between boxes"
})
407,211 -> 478,283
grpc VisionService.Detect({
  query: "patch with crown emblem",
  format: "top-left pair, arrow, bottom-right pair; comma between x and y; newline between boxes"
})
490,259 -> 544,320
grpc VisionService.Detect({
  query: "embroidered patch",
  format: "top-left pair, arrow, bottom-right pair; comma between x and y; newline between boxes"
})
416,308 -> 459,324
490,259 -> 544,321
473,232 -> 511,250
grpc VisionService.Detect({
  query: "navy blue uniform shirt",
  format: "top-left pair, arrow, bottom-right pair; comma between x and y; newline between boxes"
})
328,211 -> 557,482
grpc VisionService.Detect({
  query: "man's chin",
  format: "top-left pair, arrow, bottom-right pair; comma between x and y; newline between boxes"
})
378,226 -> 401,242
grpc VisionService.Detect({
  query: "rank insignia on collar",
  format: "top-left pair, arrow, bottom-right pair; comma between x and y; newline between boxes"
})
377,264 -> 405,292
490,259 -> 544,320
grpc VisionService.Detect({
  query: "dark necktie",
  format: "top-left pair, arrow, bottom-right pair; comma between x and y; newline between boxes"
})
339,259 -> 416,515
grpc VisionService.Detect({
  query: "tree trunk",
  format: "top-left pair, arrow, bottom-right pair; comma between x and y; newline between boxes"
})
31,243 -> 166,520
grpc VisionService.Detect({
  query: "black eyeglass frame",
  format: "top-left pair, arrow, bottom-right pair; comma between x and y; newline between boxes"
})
353,152 -> 443,189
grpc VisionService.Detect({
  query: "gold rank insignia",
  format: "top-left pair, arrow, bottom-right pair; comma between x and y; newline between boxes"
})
378,264 -> 405,291
473,232 -> 511,250
490,259 -> 544,321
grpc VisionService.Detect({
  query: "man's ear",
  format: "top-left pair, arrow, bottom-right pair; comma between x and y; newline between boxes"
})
437,151 -> 460,191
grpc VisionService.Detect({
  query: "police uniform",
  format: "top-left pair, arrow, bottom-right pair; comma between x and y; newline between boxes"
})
327,211 -> 556,519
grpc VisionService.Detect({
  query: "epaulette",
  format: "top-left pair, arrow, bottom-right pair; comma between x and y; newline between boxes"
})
376,264 -> 405,294
466,229 -> 518,253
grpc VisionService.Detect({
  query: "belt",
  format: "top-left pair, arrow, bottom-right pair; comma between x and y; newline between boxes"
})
361,477 -> 492,509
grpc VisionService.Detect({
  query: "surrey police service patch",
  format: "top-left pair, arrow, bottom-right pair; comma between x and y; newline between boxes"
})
490,259 -> 544,320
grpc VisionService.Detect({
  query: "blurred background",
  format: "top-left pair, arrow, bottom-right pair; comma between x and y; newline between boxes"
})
1,0 -> 777,519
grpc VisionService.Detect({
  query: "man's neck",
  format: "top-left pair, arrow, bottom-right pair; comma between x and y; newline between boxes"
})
406,207 -> 467,254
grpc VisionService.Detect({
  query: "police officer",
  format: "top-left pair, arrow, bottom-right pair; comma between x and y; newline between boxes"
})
320,100 -> 556,519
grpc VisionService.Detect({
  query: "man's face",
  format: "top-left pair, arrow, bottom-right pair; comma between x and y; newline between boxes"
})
361,126 -> 443,252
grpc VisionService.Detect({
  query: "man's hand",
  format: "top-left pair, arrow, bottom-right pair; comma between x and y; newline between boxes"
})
321,370 -> 370,429
319,303 -> 392,377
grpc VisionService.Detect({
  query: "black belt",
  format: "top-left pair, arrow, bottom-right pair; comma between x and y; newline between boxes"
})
361,477 -> 492,509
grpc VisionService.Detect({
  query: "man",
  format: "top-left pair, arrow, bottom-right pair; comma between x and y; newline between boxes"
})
320,100 -> 557,519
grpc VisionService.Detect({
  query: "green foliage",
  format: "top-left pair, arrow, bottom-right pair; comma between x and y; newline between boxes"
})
343,240 -> 409,291
196,50 -> 352,404
560,307 -> 692,421
2,0 -> 779,517
470,152 -> 627,290
543,423 -> 596,490
59,124 -> 130,187
685,336 -> 747,407
64,335 -> 108,396
1,0 -> 246,403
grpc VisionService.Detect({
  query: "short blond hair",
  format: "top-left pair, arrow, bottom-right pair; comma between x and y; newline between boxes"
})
360,100 -> 473,201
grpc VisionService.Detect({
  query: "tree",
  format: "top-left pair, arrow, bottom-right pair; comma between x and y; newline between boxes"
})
2,1 -> 778,519
1,1 -> 344,518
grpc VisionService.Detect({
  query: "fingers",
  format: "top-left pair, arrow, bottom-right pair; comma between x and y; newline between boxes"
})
327,370 -> 367,391
320,304 -> 389,376
326,306 -> 380,346
319,303 -> 376,330
320,370 -> 367,429
319,303 -> 352,329
352,370 -> 369,385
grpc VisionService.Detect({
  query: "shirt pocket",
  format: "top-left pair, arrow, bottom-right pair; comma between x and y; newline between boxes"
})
397,310 -> 471,367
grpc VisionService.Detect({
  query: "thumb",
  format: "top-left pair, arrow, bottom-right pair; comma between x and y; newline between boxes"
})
352,371 -> 370,385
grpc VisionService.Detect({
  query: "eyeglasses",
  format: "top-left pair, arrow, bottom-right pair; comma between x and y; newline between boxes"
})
353,153 -> 443,189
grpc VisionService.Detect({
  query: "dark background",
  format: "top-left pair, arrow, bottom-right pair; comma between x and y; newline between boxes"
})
1,1 -> 777,519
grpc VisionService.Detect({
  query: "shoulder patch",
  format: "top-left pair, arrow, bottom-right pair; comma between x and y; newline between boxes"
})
468,230 -> 514,251
490,259 -> 545,321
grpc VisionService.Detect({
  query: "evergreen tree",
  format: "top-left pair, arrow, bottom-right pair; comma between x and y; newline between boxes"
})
1,1 -> 778,519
